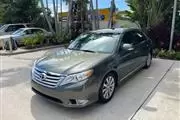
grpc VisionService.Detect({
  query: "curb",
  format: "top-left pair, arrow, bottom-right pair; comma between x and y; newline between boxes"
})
0,44 -> 67,56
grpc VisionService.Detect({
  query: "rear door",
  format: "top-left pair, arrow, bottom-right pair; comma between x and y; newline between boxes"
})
15,29 -> 33,45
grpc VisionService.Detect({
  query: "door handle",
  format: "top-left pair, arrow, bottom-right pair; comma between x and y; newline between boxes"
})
128,48 -> 134,51
134,50 -> 138,53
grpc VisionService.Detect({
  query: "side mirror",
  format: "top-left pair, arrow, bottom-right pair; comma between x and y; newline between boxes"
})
70,40 -> 73,44
122,44 -> 134,51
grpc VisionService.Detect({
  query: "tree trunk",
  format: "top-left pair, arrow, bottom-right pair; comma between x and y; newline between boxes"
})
40,0 -> 54,34
60,0 -> 63,36
90,0 -> 96,30
96,0 -> 99,29
68,0 -> 73,38
53,0 -> 58,34
46,0 -> 48,9
108,0 -> 115,28
81,0 -> 84,32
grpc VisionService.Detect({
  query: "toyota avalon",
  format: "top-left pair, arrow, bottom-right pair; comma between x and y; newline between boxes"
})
31,28 -> 152,107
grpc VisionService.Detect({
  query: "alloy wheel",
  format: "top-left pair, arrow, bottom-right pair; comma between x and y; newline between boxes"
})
99,73 -> 116,103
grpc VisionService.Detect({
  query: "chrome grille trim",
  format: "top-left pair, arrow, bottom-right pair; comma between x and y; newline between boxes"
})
32,67 -> 65,88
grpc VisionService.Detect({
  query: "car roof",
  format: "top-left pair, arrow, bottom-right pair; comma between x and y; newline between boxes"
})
20,27 -> 44,30
4,23 -> 32,26
91,28 -> 141,34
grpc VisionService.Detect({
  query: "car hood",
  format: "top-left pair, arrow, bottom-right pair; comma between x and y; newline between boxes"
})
0,34 -> 19,39
35,48 -> 111,74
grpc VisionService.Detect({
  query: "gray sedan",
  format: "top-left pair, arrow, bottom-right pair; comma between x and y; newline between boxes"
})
31,28 -> 153,108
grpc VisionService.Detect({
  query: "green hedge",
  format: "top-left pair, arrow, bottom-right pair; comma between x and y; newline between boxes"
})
154,49 -> 180,60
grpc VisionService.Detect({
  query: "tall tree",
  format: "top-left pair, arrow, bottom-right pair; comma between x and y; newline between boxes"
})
3,0 -> 41,23
40,0 -> 54,33
125,0 -> 173,31
52,0 -> 58,33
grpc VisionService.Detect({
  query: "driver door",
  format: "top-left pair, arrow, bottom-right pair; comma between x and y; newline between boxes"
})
116,31 -> 138,81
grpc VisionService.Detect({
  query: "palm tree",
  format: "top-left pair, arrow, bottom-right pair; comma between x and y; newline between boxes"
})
52,0 -> 58,33
60,0 -> 63,36
125,0 -> 173,31
40,0 -> 54,34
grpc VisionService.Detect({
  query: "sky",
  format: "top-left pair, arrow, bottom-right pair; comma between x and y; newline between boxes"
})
43,0 -> 129,12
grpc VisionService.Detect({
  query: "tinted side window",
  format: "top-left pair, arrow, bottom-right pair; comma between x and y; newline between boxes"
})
132,31 -> 146,45
24,29 -> 32,34
122,32 -> 134,44
15,25 -> 25,30
5,25 -> 25,32
5,26 -> 14,32
32,29 -> 43,34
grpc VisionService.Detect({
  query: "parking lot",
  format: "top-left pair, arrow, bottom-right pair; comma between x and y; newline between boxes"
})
0,50 -> 180,120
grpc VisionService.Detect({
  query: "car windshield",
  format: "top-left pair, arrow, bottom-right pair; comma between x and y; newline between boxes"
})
12,28 -> 24,35
0,25 -> 7,31
68,33 -> 120,53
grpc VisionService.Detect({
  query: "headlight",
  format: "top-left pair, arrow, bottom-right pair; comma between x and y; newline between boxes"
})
31,60 -> 37,78
60,70 -> 93,86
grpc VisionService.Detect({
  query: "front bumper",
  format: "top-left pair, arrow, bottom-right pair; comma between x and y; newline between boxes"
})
31,79 -> 98,108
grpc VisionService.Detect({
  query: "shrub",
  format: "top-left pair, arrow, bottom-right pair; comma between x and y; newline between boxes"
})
50,31 -> 71,44
166,50 -> 176,59
35,32 -> 45,45
157,49 -> 179,60
23,37 -> 38,47
157,49 -> 167,58
175,52 -> 180,60
153,48 -> 160,57
23,33 -> 45,48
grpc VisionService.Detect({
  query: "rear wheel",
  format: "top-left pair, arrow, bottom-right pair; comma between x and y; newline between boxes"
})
144,52 -> 152,68
99,73 -> 116,103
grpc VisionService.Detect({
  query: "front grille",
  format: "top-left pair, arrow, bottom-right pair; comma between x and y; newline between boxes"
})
32,67 -> 65,88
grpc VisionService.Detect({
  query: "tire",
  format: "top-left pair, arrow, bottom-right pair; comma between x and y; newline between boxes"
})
144,52 -> 152,69
99,73 -> 116,103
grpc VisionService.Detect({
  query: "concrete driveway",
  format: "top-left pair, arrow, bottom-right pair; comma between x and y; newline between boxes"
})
0,50 -> 179,120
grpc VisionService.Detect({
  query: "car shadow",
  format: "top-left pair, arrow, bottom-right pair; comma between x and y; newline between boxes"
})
31,94 -> 106,120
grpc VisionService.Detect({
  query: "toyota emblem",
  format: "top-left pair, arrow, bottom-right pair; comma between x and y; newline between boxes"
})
40,73 -> 46,80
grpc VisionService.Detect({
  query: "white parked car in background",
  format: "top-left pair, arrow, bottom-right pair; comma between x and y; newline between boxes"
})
0,23 -> 33,35
0,28 -> 52,48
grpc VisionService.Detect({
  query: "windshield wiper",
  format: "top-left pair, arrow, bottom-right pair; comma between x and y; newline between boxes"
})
68,48 -> 96,53
81,50 -> 96,53
67,48 -> 78,50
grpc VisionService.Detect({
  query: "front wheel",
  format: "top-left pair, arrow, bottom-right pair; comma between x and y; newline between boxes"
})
99,73 -> 116,103
144,52 -> 152,68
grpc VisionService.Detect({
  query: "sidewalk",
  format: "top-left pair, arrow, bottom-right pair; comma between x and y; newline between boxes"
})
0,45 -> 66,56
132,61 -> 180,120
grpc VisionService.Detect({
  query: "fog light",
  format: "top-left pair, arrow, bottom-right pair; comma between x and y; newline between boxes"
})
76,100 -> 89,105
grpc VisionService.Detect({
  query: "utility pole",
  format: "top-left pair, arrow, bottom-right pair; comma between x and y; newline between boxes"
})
169,0 -> 178,51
